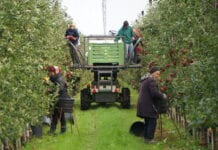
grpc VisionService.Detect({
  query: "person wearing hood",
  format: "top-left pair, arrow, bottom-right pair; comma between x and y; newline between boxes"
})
136,66 -> 166,143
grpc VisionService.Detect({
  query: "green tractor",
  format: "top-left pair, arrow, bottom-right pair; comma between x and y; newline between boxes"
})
68,35 -> 140,110
80,69 -> 131,110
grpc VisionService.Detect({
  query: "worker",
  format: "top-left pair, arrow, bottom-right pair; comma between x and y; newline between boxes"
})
65,23 -> 80,65
47,66 -> 69,134
132,28 -> 143,64
137,66 -> 167,143
65,23 -> 79,45
114,20 -> 135,64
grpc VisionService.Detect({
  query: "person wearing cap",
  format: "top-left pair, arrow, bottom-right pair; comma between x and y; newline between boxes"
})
136,66 -> 166,143
47,66 -> 69,134
114,20 -> 135,64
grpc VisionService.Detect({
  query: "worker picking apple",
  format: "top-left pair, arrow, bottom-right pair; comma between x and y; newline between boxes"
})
46,65 -> 70,134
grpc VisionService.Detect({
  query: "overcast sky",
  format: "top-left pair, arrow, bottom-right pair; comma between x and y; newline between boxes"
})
61,0 -> 149,35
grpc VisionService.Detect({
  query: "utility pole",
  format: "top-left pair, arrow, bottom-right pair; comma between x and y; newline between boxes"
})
102,0 -> 107,35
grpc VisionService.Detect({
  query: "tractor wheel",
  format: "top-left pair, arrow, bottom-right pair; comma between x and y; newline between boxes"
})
121,88 -> 130,108
80,88 -> 91,110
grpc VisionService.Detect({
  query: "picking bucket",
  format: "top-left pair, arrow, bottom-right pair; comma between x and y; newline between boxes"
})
58,98 -> 74,113
129,121 -> 144,137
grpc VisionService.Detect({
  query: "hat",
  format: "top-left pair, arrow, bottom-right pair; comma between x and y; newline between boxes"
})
149,66 -> 159,74
123,20 -> 129,28
47,66 -> 61,74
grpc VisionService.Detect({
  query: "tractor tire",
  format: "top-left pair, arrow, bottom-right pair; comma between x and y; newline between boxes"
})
121,88 -> 130,108
80,88 -> 91,110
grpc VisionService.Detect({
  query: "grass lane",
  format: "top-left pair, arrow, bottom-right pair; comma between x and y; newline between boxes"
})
23,83 -> 206,150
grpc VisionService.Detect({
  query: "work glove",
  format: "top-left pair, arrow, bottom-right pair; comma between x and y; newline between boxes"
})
163,93 -> 167,99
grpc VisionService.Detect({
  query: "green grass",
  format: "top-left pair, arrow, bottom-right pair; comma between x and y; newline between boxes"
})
23,87 -> 207,150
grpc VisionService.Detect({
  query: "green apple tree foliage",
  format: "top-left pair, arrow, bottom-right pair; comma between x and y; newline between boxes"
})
0,0 -> 73,141
137,0 -> 218,128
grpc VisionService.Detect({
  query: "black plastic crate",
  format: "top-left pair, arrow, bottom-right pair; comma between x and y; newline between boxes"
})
58,98 -> 74,113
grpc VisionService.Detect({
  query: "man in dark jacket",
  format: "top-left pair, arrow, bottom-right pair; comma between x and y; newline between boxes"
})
65,23 -> 79,45
137,66 -> 165,142
47,66 -> 69,134
65,23 -> 80,65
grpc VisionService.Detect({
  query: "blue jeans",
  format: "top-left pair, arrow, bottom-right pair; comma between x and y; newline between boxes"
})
125,43 -> 134,62
144,117 -> 157,140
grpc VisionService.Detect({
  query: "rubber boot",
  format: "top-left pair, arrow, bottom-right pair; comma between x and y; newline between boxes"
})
49,125 -> 56,135
61,127 -> 66,133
